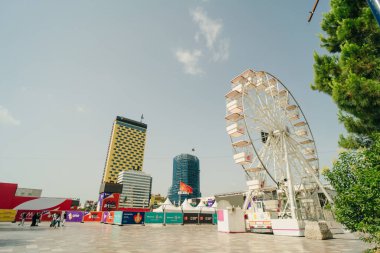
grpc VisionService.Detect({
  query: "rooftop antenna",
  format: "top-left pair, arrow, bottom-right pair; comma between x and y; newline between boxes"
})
140,114 -> 144,123
308,0 -> 320,22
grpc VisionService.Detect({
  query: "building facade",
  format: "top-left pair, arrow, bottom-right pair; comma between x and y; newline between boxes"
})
102,116 -> 147,183
168,154 -> 201,205
117,170 -> 152,208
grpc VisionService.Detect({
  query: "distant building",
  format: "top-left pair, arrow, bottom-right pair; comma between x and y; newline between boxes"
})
15,188 -> 42,197
101,116 -> 147,183
168,154 -> 201,204
150,194 -> 166,208
117,170 -> 152,208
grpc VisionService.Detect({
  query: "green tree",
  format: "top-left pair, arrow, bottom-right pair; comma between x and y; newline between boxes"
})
323,134 -> 380,247
312,0 -> 380,148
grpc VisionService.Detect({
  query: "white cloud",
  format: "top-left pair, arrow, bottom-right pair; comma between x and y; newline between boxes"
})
0,106 -> 20,126
191,7 -> 229,61
175,49 -> 203,75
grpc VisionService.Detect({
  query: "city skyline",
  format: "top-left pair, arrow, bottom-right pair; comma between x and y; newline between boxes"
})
0,1 -> 343,202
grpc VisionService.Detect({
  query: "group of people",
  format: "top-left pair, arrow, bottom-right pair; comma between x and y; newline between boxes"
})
18,212 -> 41,226
17,212 -> 67,228
50,212 -> 67,228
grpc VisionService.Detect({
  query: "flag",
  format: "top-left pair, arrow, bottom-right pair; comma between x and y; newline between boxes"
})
180,181 -> 193,194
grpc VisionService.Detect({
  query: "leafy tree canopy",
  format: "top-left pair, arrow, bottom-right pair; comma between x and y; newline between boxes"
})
323,133 -> 380,246
313,0 -> 380,148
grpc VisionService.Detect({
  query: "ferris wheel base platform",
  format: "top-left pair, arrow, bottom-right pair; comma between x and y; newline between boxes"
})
271,219 -> 305,237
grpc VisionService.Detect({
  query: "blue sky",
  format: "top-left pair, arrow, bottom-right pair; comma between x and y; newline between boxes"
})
0,1 -> 344,202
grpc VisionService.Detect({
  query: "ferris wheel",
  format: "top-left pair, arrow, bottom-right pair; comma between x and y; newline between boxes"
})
225,69 -> 333,221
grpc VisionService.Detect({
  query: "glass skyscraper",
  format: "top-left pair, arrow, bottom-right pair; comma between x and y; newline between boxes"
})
168,154 -> 201,204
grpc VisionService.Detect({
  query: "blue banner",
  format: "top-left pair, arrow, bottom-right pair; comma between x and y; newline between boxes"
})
121,212 -> 145,225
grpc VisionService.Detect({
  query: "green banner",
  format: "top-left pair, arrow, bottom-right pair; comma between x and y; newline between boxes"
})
145,212 -> 164,224
212,213 -> 217,224
164,212 -> 183,224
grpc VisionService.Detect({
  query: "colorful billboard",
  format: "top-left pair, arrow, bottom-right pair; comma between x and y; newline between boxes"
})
165,213 -> 183,224
0,209 -> 17,222
101,194 -> 120,211
83,211 -> 102,222
121,212 -> 144,225
113,211 -> 123,225
145,212 -> 164,224
105,211 -> 114,224
101,211 -> 109,223
66,211 -> 84,222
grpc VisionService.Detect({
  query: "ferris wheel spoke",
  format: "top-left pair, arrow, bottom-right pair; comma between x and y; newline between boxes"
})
245,94 -> 278,128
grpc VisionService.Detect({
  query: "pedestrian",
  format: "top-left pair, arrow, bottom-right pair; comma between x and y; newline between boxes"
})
18,212 -> 26,226
50,213 -> 56,227
31,213 -> 38,226
62,212 -> 67,227
36,212 -> 40,226
55,213 -> 61,228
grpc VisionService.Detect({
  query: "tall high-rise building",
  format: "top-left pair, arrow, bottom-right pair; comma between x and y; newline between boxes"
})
117,170 -> 152,208
102,116 -> 147,183
168,154 -> 201,204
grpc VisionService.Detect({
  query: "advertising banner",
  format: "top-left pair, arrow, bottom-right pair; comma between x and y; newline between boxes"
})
15,210 -> 55,222
98,193 -> 111,203
66,211 -> 84,222
199,213 -> 213,224
113,211 -> 123,225
121,212 -> 144,225
105,211 -> 114,224
101,193 -> 120,211
164,212 -> 183,224
101,211 -> 109,223
0,209 -> 17,222
145,212 -> 164,224
183,213 -> 199,224
40,210 -> 61,222
213,213 -> 218,224
83,211 -> 102,222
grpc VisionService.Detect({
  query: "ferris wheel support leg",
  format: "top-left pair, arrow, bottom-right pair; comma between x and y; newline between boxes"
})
283,135 -> 297,220
288,136 -> 335,205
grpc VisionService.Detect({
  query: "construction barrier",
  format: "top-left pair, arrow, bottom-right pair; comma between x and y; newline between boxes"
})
83,211 -> 102,222
0,209 -> 17,222
145,212 -> 164,224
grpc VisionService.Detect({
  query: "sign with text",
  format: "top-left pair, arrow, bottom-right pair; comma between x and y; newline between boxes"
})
145,212 -> 164,224
101,193 -> 120,211
66,211 -> 84,222
183,213 -> 199,224
164,213 -> 183,224
83,211 -> 102,222
121,212 -> 144,225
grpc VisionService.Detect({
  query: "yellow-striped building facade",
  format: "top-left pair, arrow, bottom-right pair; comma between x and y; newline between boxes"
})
102,116 -> 147,183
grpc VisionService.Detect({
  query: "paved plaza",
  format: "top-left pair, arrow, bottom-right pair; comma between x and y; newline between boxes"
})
0,222 -> 368,253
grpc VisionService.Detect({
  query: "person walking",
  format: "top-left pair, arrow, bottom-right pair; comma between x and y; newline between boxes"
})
61,212 -> 67,227
55,213 -> 61,228
18,212 -> 26,226
31,213 -> 37,226
50,213 -> 56,228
